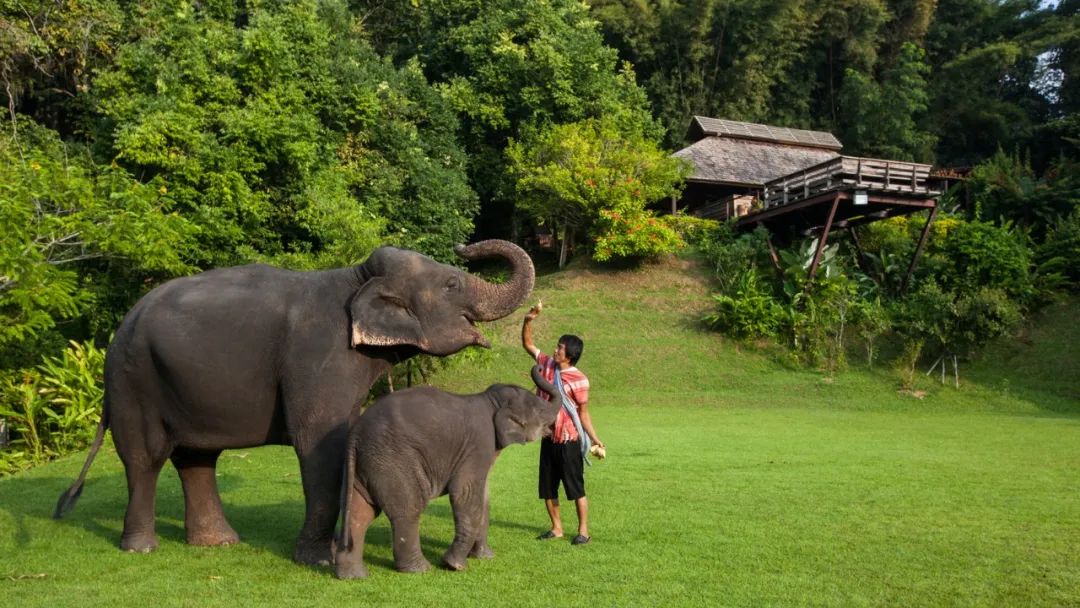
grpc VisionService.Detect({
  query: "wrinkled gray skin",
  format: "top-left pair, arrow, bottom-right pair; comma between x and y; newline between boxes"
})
334,365 -> 561,579
53,240 -> 534,566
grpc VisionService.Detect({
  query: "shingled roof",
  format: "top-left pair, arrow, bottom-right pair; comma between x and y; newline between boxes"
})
673,133 -> 841,187
685,116 -> 842,150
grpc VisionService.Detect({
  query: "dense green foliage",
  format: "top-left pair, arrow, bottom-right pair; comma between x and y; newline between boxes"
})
508,115 -> 690,264
355,0 -> 663,238
1,0 -> 1078,473
0,340 -> 105,476
91,0 -> 475,267
591,0 -> 1078,167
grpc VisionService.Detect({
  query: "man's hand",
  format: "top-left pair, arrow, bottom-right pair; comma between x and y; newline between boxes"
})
524,299 -> 543,322
522,300 -> 542,357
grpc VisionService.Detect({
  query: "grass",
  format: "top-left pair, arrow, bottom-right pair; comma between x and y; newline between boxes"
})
2,255 -> 1078,607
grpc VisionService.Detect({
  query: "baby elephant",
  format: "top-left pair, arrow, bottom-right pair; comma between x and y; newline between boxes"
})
334,365 -> 560,579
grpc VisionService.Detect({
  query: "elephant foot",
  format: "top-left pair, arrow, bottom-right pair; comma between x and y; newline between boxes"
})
120,533 -> 159,553
441,553 -> 468,571
396,557 -> 432,574
468,543 -> 495,560
187,527 -> 240,547
293,540 -> 334,566
334,555 -> 369,580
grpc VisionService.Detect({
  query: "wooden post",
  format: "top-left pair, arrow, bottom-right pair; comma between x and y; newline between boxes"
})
558,225 -> 572,269
762,225 -> 783,278
805,193 -> 841,288
900,205 -> 938,294
671,195 -> 677,215
848,226 -> 873,277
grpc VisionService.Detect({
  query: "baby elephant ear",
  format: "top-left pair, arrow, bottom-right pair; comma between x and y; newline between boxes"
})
493,387 -> 538,449
348,278 -> 426,349
494,406 -> 528,450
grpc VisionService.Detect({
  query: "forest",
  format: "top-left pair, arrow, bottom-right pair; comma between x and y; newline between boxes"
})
2,0 -> 1078,473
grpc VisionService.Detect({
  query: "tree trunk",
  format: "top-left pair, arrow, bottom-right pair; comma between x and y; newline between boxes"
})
558,226 -> 573,269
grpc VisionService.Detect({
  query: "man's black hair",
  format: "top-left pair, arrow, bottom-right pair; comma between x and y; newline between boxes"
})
559,334 -> 584,365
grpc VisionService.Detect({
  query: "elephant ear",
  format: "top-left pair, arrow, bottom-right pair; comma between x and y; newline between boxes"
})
493,388 -> 532,449
494,406 -> 529,450
348,278 -> 426,349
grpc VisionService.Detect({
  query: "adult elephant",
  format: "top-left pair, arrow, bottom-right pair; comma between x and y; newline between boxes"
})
53,240 -> 534,565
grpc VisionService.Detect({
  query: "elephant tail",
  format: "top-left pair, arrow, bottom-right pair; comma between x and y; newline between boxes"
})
53,407 -> 109,519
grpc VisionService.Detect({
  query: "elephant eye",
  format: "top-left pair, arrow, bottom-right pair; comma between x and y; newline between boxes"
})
444,277 -> 461,292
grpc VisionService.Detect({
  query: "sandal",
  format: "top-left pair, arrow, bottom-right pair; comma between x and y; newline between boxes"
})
536,530 -> 563,540
571,535 -> 591,545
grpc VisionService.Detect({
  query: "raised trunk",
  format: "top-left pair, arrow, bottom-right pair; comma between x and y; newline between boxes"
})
531,364 -> 559,400
455,239 -> 535,322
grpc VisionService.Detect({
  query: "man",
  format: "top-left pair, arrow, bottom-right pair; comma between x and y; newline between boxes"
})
522,301 -> 604,545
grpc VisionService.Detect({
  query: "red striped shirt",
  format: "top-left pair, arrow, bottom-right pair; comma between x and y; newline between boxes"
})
535,352 -> 590,444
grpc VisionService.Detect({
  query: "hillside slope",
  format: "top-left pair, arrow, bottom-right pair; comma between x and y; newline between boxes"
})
441,254 -> 1078,415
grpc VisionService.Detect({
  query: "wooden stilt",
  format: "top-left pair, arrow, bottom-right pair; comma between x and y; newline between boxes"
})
805,193 -> 841,289
926,354 -> 944,376
848,226 -> 873,277
763,226 -> 783,278
901,205 -> 938,294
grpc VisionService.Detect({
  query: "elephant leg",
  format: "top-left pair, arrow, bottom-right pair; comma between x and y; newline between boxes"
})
334,486 -> 376,580
388,510 -> 431,573
444,480 -> 487,570
292,421 -> 348,566
111,388 -> 170,553
170,447 -> 239,546
468,482 -> 494,560
118,456 -> 167,552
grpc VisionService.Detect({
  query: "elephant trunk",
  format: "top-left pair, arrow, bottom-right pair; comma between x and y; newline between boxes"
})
531,364 -> 559,401
456,240 -> 535,322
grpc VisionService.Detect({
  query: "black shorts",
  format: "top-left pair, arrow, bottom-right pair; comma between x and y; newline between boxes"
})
538,438 -> 585,501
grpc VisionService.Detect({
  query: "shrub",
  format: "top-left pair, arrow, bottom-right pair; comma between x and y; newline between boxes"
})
0,340 -> 104,476
695,224 -> 774,292
1035,210 -> 1080,292
893,280 -> 1021,364
927,220 -> 1032,301
703,268 -> 785,341
591,209 -> 685,263
850,297 -> 891,367
664,213 -> 720,247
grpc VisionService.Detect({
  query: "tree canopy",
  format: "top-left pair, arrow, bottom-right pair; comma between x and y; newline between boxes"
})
0,0 -> 1077,370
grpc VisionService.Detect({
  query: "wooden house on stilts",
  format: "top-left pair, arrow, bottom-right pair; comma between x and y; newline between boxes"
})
669,116 -> 947,291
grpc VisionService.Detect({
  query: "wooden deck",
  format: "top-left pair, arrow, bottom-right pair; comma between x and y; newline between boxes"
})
761,156 -> 941,209
735,156 -> 944,292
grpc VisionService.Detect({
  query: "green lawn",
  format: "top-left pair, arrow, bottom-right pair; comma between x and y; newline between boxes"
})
2,257 -> 1078,607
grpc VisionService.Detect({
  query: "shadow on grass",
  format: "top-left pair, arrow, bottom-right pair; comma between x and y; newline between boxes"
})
4,469 -> 538,576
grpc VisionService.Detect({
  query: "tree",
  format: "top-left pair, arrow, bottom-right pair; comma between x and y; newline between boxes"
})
924,0 -> 1060,166
354,0 -> 660,239
838,42 -> 936,161
590,0 -> 892,145
0,118 -> 193,354
0,0 -> 124,136
90,0 -> 474,267
508,115 -> 690,266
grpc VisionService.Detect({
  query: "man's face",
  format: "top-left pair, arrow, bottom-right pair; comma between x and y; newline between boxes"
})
553,342 -> 570,365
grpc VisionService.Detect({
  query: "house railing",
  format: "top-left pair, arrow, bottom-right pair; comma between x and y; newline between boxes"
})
761,156 -> 941,209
